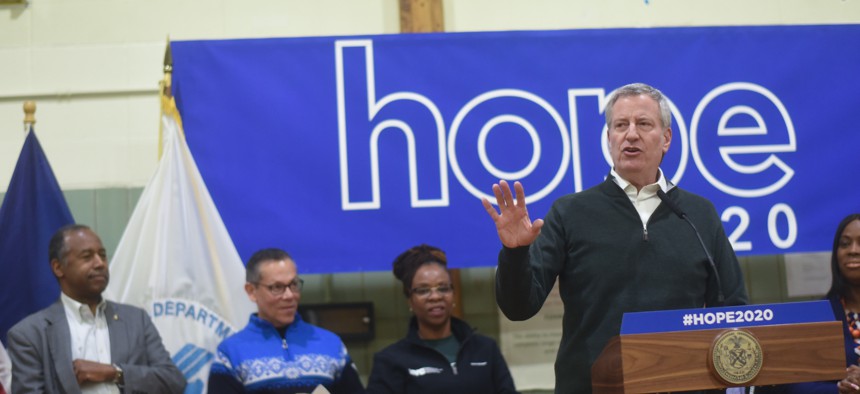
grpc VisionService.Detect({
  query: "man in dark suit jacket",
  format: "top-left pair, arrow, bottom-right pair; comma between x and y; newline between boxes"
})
7,224 -> 185,394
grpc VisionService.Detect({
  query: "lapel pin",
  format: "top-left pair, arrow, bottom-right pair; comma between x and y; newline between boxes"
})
113,314 -> 118,320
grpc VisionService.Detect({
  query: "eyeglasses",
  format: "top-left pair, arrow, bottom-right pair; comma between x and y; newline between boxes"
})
255,278 -> 304,296
411,284 -> 454,297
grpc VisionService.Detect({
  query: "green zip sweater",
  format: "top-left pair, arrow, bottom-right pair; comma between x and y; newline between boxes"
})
496,178 -> 749,394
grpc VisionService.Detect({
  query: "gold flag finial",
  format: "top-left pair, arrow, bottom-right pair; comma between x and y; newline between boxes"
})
163,36 -> 172,73
23,101 -> 36,132
158,37 -> 181,159
161,37 -> 173,98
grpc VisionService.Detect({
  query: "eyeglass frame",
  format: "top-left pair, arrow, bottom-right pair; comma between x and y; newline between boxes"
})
254,278 -> 304,296
410,284 -> 454,297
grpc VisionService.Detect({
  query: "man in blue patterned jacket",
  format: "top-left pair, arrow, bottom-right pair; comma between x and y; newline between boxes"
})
207,248 -> 365,394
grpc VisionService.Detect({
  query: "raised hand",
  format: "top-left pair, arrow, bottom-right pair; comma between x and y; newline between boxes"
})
481,180 -> 544,248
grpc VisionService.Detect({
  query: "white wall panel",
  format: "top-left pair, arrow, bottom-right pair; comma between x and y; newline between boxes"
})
1,0 -> 858,192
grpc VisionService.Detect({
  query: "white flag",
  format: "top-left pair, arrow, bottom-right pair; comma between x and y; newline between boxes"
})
106,110 -> 255,394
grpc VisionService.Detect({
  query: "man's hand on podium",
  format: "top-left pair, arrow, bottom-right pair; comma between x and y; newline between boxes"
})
837,365 -> 860,393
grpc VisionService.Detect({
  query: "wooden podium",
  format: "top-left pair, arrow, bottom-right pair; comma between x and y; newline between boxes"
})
592,301 -> 846,393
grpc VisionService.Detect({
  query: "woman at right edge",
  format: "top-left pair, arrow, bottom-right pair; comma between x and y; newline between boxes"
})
771,213 -> 860,393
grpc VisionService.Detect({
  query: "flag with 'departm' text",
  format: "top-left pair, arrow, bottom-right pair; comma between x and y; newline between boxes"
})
105,97 -> 255,394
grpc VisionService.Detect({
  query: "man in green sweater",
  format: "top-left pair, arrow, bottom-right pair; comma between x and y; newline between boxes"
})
482,82 -> 748,394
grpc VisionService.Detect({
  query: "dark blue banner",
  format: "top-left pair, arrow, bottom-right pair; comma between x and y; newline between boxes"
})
620,300 -> 834,335
172,25 -> 860,273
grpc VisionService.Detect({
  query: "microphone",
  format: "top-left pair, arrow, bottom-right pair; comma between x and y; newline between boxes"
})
656,189 -> 725,307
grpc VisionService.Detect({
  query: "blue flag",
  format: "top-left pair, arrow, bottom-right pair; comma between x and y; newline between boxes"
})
0,128 -> 74,344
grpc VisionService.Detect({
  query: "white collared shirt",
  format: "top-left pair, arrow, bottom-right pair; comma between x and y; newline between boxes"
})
60,293 -> 119,394
0,339 -> 11,392
610,168 -> 672,229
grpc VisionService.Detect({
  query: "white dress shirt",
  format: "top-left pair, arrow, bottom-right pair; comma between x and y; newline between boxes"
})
0,339 -> 11,392
60,293 -> 119,394
610,168 -> 671,232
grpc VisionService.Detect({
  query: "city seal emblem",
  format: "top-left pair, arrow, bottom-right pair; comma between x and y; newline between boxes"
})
709,329 -> 763,385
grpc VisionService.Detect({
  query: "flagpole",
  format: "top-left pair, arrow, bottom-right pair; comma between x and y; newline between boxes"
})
158,37 -> 172,159
23,101 -> 35,134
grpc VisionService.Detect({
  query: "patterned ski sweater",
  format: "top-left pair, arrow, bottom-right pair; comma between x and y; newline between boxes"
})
208,313 -> 365,394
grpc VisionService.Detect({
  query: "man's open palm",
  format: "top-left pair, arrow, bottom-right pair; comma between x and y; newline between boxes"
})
481,180 -> 544,248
